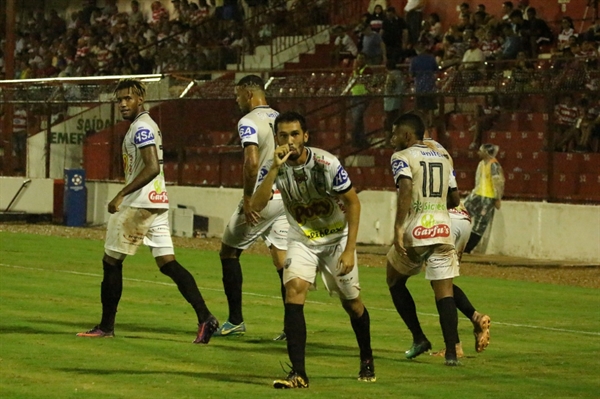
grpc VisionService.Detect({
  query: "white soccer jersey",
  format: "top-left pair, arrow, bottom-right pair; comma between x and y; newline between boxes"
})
121,111 -> 169,209
259,147 -> 352,246
391,144 -> 457,247
238,105 -> 279,196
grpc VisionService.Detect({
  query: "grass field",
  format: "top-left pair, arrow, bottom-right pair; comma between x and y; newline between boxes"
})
1,231 -> 599,399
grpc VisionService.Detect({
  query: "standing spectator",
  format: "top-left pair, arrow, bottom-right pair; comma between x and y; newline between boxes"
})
332,25 -> 358,66
410,41 -> 438,127
76,79 -> 219,344
481,28 -> 500,60
128,1 -> 146,26
346,53 -> 373,148
509,10 -> 532,56
527,7 -> 553,56
359,24 -> 386,66
464,144 -> 505,253
516,0 -> 531,20
251,111 -> 376,388
214,75 -> 289,340
369,4 -> 385,33
383,60 -> 405,147
501,1 -> 514,22
381,7 -> 408,66
150,1 -> 169,25
404,0 -> 425,46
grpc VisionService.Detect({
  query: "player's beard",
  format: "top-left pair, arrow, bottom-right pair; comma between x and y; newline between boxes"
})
287,144 -> 305,161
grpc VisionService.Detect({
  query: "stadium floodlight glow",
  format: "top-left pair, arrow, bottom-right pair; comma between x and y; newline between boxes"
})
0,74 -> 164,84
179,81 -> 196,98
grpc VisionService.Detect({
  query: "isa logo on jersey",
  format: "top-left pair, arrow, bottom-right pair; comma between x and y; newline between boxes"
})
239,125 -> 256,138
333,165 -> 349,187
392,159 -> 408,176
134,128 -> 155,145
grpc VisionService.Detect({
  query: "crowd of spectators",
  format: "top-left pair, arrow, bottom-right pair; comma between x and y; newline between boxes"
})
1,0 -> 330,80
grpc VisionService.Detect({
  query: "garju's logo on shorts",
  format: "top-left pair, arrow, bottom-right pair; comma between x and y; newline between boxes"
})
291,198 -> 334,224
239,125 -> 256,138
134,128 -> 155,145
392,159 -> 408,176
413,224 -> 450,239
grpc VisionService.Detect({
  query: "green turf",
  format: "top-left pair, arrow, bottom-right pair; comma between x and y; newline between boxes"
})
0,231 -> 599,398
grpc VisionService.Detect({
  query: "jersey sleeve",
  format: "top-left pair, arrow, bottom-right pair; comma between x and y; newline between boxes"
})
237,116 -> 260,147
391,152 -> 412,186
448,166 -> 458,190
331,158 -> 352,193
131,121 -> 157,149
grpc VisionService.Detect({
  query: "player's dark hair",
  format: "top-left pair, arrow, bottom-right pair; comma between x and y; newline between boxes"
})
274,111 -> 307,133
114,78 -> 146,98
236,74 -> 265,91
393,113 -> 425,139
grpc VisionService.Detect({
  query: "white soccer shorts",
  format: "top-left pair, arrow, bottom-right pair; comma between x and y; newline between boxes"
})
386,244 -> 459,281
105,206 -> 174,257
283,237 -> 361,300
222,198 -> 288,251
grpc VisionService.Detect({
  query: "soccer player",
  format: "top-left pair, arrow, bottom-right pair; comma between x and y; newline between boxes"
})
386,112 -> 463,366
251,111 -> 375,389
215,75 -> 289,340
77,78 -> 218,344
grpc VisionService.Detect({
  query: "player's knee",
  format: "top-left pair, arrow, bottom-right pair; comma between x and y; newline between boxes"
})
219,243 -> 241,259
104,250 -> 126,264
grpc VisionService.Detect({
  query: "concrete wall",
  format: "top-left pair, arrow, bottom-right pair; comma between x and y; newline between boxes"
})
1,178 -> 598,263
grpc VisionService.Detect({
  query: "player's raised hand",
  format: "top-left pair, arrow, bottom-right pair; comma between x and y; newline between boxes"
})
273,144 -> 292,168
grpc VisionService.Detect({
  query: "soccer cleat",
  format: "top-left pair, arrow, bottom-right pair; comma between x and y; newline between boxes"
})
405,339 -> 432,359
193,315 -> 219,344
273,370 -> 309,389
273,331 -> 287,341
76,325 -> 114,338
213,320 -> 246,337
358,359 -> 376,382
444,358 -> 461,367
472,313 -> 491,353
431,342 -> 464,358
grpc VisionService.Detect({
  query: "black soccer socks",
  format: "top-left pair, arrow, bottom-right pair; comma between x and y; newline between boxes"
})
453,284 -> 476,320
350,307 -> 373,361
436,296 -> 460,357
99,260 -> 123,331
221,258 -> 243,325
389,280 -> 427,342
277,268 -> 286,305
161,260 -> 211,323
284,303 -> 307,377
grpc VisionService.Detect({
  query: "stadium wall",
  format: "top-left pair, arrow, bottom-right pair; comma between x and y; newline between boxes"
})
2,178 -> 598,264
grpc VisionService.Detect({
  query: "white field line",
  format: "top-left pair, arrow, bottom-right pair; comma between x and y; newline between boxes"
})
2,263 -> 599,337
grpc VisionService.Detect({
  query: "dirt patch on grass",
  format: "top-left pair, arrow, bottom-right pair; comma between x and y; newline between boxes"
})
2,223 -> 598,289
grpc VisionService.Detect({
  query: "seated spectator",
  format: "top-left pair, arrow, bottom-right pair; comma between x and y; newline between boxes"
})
553,94 -> 580,151
438,34 -> 463,69
557,16 -> 575,53
516,0 -> 531,20
421,13 -> 442,44
150,1 -> 169,26
458,3 -> 471,22
456,13 -> 474,34
494,23 -> 522,60
331,25 -> 358,67
576,95 -> 600,152
460,36 -> 484,76
480,27 -> 500,60
583,19 -> 600,42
